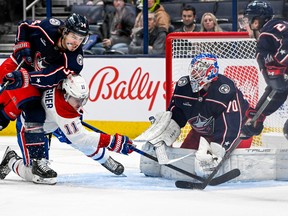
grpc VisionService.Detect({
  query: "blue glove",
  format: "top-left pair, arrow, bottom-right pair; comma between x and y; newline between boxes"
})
13,41 -> 33,65
3,70 -> 29,90
241,107 -> 266,139
107,134 -> 133,155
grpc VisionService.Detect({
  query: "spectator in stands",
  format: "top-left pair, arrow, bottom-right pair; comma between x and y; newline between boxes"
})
134,0 -> 170,33
200,13 -> 223,32
86,0 -> 104,5
174,5 -> 200,32
91,0 -> 136,54
238,10 -> 260,38
128,12 -> 166,54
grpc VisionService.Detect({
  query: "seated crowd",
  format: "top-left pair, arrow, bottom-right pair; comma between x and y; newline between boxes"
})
77,0 -> 260,55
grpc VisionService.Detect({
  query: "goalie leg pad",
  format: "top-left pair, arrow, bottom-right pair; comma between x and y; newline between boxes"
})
139,142 -> 161,177
154,141 -> 169,165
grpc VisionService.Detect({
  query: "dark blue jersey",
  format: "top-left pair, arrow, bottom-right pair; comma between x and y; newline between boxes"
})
13,18 -> 84,89
256,18 -> 288,116
257,19 -> 288,69
168,74 -> 249,150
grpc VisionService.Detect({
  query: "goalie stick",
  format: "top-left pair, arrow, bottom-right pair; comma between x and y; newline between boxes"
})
81,121 -> 240,185
175,89 -> 277,190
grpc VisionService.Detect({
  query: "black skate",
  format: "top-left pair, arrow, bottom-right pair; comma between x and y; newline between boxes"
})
0,146 -> 19,179
101,156 -> 124,175
32,158 -> 57,185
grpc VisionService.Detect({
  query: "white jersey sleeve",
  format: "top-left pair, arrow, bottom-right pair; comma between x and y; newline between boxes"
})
42,88 -> 112,155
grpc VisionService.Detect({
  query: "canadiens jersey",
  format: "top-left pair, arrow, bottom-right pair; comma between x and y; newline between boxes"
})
13,17 -> 84,89
168,74 -> 249,149
42,87 -> 104,148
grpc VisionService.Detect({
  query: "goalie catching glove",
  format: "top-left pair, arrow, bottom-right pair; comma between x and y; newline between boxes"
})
194,137 -> 225,178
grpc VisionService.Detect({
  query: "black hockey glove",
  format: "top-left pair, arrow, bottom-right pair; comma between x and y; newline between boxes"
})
241,107 -> 266,139
13,41 -> 33,65
3,70 -> 30,90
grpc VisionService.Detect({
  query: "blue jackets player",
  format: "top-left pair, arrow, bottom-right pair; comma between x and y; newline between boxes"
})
168,53 -> 251,151
136,53 -> 251,177
0,13 -> 90,182
241,0 -> 288,139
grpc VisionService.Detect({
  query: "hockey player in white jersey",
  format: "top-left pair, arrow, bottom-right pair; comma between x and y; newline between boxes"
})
0,75 -> 133,184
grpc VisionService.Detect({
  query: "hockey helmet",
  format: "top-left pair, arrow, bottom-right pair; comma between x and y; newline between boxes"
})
188,53 -> 219,93
65,13 -> 90,41
244,0 -> 273,28
62,74 -> 89,108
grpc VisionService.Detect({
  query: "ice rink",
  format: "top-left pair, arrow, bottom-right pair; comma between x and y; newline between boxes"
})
1,136 -> 288,216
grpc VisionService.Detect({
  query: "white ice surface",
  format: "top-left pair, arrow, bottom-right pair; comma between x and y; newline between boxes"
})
1,136 -> 288,216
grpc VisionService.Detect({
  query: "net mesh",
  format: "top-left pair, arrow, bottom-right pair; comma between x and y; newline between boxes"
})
167,34 -> 288,147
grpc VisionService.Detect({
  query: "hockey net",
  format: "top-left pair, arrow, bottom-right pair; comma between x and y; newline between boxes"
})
166,32 -> 288,147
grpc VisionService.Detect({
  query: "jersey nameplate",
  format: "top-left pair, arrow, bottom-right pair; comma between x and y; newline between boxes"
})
44,89 -> 54,108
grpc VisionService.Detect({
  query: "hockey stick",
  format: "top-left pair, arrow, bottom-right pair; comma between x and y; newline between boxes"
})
81,121 -> 240,185
179,89 -> 277,190
0,59 -> 25,95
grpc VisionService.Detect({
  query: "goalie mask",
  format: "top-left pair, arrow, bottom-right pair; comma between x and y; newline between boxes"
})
62,74 -> 89,110
188,53 -> 219,93
244,0 -> 273,29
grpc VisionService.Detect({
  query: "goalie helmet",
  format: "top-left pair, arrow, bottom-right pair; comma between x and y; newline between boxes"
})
244,0 -> 273,29
62,74 -> 89,109
188,53 -> 219,93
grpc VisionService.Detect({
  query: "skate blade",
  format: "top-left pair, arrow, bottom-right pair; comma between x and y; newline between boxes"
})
32,175 -> 57,185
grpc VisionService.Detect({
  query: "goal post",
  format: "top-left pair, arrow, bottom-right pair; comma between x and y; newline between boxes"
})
165,32 -> 288,147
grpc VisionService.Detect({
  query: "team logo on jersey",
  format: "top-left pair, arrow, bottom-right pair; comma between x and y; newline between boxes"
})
219,84 -> 230,94
77,54 -> 83,66
34,52 -> 47,71
49,18 -> 61,26
188,114 -> 214,135
178,77 -> 188,87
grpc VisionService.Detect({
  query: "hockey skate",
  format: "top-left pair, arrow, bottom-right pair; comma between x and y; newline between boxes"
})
101,156 -> 124,175
32,158 -> 57,185
0,146 -> 20,179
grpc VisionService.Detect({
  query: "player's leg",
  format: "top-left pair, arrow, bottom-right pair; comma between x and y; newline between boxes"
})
53,128 -> 124,175
16,116 -> 57,185
0,146 -> 34,181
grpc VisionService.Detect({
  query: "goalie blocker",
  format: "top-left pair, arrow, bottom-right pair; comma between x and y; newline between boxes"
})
134,111 -> 181,164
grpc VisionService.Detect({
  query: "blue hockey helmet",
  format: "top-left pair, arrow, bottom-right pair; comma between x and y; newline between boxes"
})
188,53 -> 219,93
244,0 -> 273,28
65,13 -> 90,37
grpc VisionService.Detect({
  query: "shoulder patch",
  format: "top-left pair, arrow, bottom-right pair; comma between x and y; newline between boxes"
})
49,18 -> 61,26
77,54 -> 83,66
218,84 -> 230,94
178,77 -> 189,87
